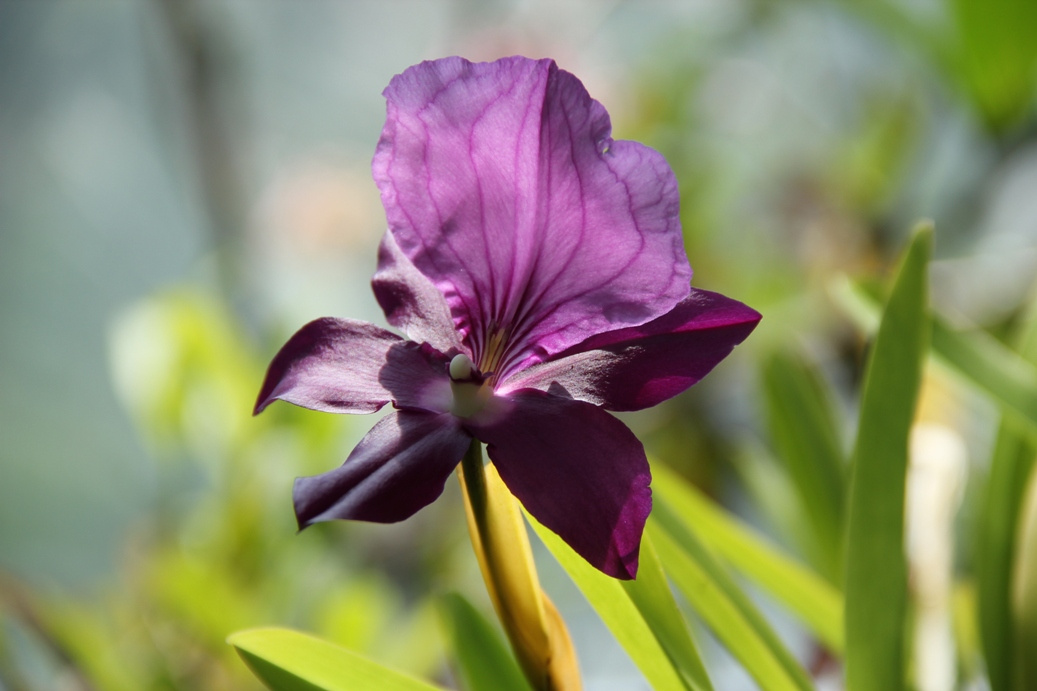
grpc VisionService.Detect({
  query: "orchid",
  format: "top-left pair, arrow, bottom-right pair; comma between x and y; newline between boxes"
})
254,56 -> 760,580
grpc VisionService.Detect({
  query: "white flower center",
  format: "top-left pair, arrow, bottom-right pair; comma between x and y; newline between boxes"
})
448,354 -> 492,418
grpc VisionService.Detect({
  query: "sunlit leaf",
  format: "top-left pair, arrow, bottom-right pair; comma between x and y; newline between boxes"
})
228,627 -> 445,691
437,592 -> 531,691
528,514 -> 700,691
653,464 -> 844,653
761,349 -> 846,581
621,535 -> 714,691
648,515 -> 813,691
843,223 -> 932,691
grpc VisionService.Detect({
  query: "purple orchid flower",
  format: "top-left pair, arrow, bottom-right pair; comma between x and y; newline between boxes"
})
254,56 -> 760,580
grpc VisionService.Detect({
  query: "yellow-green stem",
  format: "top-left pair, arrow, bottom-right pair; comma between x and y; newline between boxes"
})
458,439 -> 580,690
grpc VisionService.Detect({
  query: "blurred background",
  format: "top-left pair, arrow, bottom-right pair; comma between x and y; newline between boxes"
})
1,0 -> 1035,688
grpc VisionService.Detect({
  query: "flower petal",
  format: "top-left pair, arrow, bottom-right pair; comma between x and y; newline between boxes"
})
465,389 -> 651,579
294,410 -> 471,526
372,56 -> 690,378
372,231 -> 465,356
499,289 -> 761,411
255,318 -> 451,415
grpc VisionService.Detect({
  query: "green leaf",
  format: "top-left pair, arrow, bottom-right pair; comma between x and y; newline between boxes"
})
621,535 -> 714,691
761,349 -> 847,581
653,464 -> 844,653
977,305 -> 1037,691
227,628 -> 445,691
437,593 -> 531,691
832,276 -> 1037,436
1012,464 -> 1037,690
648,513 -> 814,691
843,223 -> 932,691
930,318 -> 1037,434
947,0 -> 1037,132
527,515 -> 701,691
977,419 -> 1037,691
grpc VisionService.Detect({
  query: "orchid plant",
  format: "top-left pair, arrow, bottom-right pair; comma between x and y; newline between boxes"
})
250,56 -> 758,687
225,54 -> 1034,691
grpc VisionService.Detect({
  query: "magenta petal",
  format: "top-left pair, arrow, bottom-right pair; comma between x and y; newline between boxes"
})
373,57 -> 690,378
255,318 -> 451,415
466,389 -> 651,579
372,231 -> 465,356
295,410 -> 471,526
499,289 -> 762,411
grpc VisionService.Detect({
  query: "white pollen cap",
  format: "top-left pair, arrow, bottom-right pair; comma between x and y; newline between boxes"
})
449,353 -> 474,381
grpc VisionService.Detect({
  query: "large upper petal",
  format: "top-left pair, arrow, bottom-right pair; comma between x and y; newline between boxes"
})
294,410 -> 471,526
372,56 -> 691,379
254,318 -> 451,415
464,389 -> 651,579
498,289 -> 761,411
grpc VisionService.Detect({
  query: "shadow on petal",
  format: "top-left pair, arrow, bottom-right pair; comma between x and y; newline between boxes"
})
295,410 -> 471,526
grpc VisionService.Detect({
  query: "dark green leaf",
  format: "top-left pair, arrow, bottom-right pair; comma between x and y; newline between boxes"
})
437,593 -> 531,691
976,304 -> 1037,691
843,223 -> 932,691
761,349 -> 847,581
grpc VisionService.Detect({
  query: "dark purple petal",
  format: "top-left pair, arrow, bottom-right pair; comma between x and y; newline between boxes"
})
372,231 -> 465,357
295,410 -> 471,526
255,318 -> 452,415
372,56 -> 690,379
465,389 -> 651,579
498,289 -> 761,411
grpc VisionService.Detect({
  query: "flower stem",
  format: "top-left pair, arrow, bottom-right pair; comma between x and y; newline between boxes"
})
458,439 -> 581,690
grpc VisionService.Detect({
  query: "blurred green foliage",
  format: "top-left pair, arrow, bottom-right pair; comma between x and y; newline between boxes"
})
2,0 -> 1037,689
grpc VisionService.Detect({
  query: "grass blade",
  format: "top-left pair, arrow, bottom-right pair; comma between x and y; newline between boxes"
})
761,348 -> 847,581
653,464 -> 844,653
528,514 -> 703,691
437,592 -> 531,691
1012,464 -> 1037,690
976,304 -> 1037,691
622,535 -> 714,691
228,627 -> 445,691
843,224 -> 932,691
649,512 -> 813,691
833,274 -> 1037,435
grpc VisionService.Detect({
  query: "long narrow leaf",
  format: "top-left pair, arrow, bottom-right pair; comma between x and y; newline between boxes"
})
832,274 -> 1037,435
977,304 -> 1037,691
977,418 -> 1037,691
649,514 -> 814,691
622,535 -> 714,691
1012,464 -> 1037,690
761,348 -> 847,581
437,593 -> 531,691
843,224 -> 932,691
228,627 -> 445,691
653,464 -> 843,653
528,515 -> 701,691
